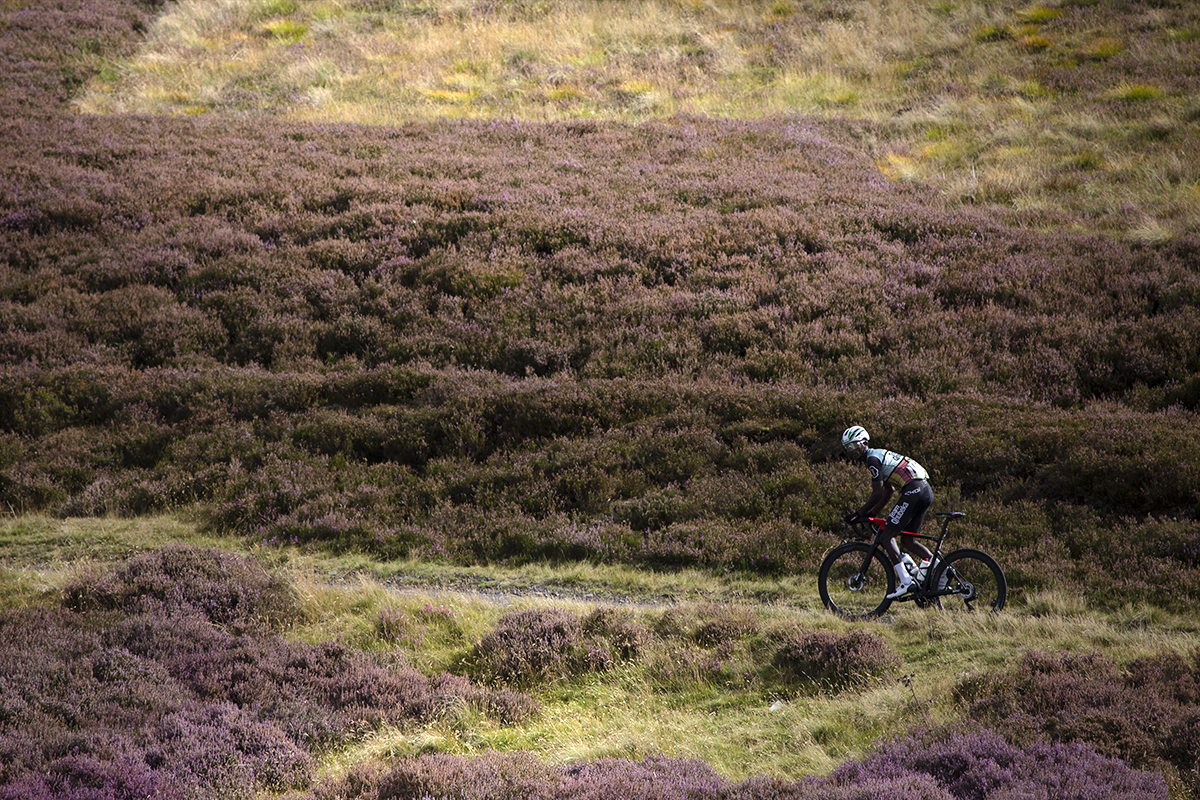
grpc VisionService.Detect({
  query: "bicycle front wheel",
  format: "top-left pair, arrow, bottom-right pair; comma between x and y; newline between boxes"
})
932,548 -> 1006,613
818,542 -> 896,619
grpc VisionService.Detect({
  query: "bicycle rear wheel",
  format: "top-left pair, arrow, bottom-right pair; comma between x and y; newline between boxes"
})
931,548 -> 1006,613
818,542 -> 896,619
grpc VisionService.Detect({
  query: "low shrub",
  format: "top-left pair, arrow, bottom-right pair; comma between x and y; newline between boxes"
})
582,606 -> 651,661
957,648 -> 1200,792
821,725 -> 1167,800
426,672 -> 540,727
311,732 -> 1167,800
378,750 -> 558,800
467,607 -> 647,687
773,628 -> 900,690
645,643 -> 741,692
692,604 -> 760,648
640,605 -> 769,692
0,749 -> 179,800
0,607 -> 306,799
467,608 -> 591,686
0,551 -> 540,800
62,545 -> 301,629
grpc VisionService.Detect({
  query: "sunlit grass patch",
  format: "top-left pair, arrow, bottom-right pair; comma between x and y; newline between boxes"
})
1128,215 -> 1173,246
1016,5 -> 1062,24
878,151 -> 919,181
259,18 -> 309,43
774,69 -> 861,111
1017,33 -> 1053,51
1060,148 -> 1105,171
421,87 -> 476,104
918,138 -> 971,169
973,23 -> 1012,43
1081,36 -> 1122,60
1106,82 -> 1165,102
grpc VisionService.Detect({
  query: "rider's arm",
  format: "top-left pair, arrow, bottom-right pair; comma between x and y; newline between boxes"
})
856,480 -> 892,519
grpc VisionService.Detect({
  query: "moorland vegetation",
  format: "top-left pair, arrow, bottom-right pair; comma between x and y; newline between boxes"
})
3,537 -> 1195,800
73,0 -> 1200,241
1,0 -> 1199,798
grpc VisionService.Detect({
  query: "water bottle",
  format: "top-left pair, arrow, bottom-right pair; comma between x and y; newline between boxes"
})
900,554 -> 918,577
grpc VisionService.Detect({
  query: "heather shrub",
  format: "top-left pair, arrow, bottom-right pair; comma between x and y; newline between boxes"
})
106,609 -> 534,737
582,606 -> 650,661
467,607 -> 645,687
556,755 -> 733,800
640,604 -> 768,691
773,628 -> 900,690
348,734 -> 1168,800
302,762 -> 383,800
0,750 -> 178,800
691,604 -> 761,648
824,725 -> 1168,800
0,607 -> 302,799
150,700 -> 313,794
467,608 -> 589,686
376,752 -> 739,800
0,551 -> 541,799
62,545 -> 300,628
378,750 -> 559,800
645,643 -> 742,693
732,772 -> 952,800
425,672 -> 539,727
957,648 -> 1200,791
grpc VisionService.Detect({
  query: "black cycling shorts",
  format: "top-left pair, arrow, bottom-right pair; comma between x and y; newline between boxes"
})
883,480 -> 933,538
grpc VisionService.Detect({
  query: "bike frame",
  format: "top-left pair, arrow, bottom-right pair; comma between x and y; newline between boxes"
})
854,511 -> 965,598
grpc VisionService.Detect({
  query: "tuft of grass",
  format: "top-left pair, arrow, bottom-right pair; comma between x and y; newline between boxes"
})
259,18 -> 309,42
1107,83 -> 1165,103
1016,5 -> 1062,24
1061,148 -> 1104,171
973,23 -> 1012,43
1082,36 -> 1123,60
1017,33 -> 1053,51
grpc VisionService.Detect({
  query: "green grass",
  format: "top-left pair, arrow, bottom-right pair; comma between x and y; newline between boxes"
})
6,513 -> 1199,787
70,0 -> 1200,240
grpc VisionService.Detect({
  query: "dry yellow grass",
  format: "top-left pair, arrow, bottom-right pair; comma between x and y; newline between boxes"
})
73,0 -> 1200,235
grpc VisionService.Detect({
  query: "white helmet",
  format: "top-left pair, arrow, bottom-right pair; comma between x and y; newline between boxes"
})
842,426 -> 869,453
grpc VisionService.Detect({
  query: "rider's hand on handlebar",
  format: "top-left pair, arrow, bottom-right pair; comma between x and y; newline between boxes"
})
842,512 -> 872,541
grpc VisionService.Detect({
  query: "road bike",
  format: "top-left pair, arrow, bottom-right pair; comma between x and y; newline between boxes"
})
818,511 -> 1006,619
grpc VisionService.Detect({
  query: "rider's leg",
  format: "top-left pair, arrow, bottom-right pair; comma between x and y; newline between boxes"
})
883,534 -> 915,597
901,533 -> 934,562
883,536 -> 903,564
890,482 -> 934,562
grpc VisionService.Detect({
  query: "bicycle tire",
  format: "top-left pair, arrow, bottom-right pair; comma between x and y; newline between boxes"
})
930,548 -> 1006,613
818,542 -> 896,619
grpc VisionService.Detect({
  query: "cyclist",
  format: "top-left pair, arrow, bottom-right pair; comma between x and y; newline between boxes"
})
840,426 -> 935,599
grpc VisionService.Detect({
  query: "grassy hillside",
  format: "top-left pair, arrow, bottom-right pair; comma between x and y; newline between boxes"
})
74,0 -> 1200,241
1,0 -> 1199,797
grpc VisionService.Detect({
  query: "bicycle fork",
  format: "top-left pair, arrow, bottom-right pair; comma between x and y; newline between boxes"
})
853,534 -> 888,591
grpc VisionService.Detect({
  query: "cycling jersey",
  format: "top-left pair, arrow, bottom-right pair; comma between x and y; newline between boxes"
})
865,448 -> 929,490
